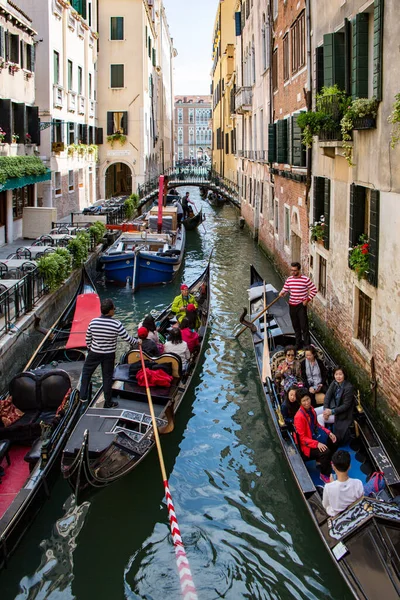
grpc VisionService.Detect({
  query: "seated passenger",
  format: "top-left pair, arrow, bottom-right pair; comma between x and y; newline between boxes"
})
163,328 -> 190,368
281,385 -> 301,427
275,345 -> 302,393
139,315 -> 160,344
185,303 -> 201,330
322,450 -> 364,516
137,326 -> 162,356
179,317 -> 200,354
294,389 -> 337,484
315,367 -> 355,444
301,345 -> 328,406
171,284 -> 198,323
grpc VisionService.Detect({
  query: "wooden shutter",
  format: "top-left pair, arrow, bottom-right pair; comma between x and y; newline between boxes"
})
0,99 -> 12,143
367,190 -> 380,286
344,18 -> 352,95
349,184 -> 366,248
29,43 -> 35,72
276,119 -> 288,163
95,127 -> 103,144
27,106 -> 40,145
235,12 -> 242,36
107,111 -> 114,135
313,177 -> 325,223
287,116 -> 292,165
373,0 -> 384,101
152,48 -> 156,67
315,46 -> 324,94
82,124 -> 88,144
323,178 -> 331,250
352,13 -> 369,99
268,123 -> 276,163
0,27 -> 4,58
323,32 -> 345,89
292,113 -> 306,167
121,111 -> 128,135
14,104 -> 27,141
4,31 -> 9,62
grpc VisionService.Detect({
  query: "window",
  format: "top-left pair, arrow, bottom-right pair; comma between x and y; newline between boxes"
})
54,51 -> 60,84
291,11 -> 305,74
26,44 -> 35,72
68,170 -> 74,191
313,177 -> 331,249
178,127 -> 183,145
349,185 -> 380,286
283,33 -> 290,81
10,34 -> 19,64
68,60 -> 73,91
68,122 -> 75,145
110,17 -> 124,40
357,290 -> 371,351
89,73 -> 92,98
177,108 -> 183,123
52,119 -> 63,143
54,172 -> 61,195
107,111 -> 128,135
225,132 -> 229,154
12,185 -> 34,220
284,206 -> 290,245
110,64 -> 124,88
78,66 -> 82,95
178,149 -> 183,160
272,49 -> 278,92
189,109 -> 194,124
189,127 -> 194,144
318,256 -> 327,298
274,199 -> 279,233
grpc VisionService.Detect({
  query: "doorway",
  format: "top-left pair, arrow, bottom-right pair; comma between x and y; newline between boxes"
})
105,163 -> 132,198
291,233 -> 301,264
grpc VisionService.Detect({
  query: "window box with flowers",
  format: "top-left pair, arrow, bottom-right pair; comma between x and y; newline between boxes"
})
9,64 -> 20,75
349,235 -> 370,280
0,128 -> 6,144
310,216 -> 325,243
107,132 -> 126,147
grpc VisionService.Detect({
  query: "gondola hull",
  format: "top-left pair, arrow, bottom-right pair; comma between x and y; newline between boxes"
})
248,265 -> 400,600
183,210 -> 203,231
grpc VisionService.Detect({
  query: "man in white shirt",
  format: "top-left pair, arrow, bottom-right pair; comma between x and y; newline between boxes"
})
322,449 -> 364,517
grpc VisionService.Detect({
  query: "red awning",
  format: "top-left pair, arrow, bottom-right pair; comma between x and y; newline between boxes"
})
66,292 -> 101,349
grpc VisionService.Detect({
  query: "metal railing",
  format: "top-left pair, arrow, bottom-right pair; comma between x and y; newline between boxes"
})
0,270 -> 46,338
237,150 -> 268,161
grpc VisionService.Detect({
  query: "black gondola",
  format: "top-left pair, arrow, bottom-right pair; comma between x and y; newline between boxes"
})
0,268 -> 100,569
61,259 -> 211,499
246,265 -> 400,600
182,209 -> 204,230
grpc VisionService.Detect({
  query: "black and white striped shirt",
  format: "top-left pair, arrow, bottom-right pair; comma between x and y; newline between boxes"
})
86,315 -> 136,354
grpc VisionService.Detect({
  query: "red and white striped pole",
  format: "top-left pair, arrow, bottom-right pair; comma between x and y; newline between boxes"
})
138,343 -> 198,599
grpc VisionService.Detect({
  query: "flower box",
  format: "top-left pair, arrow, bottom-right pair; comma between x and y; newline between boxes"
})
352,117 -> 376,130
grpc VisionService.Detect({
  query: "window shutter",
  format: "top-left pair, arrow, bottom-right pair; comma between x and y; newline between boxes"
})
344,18 -> 352,95
14,103 -> 27,141
152,48 -> 156,67
373,0 -> 384,101
20,40 -> 23,68
30,43 -> 35,72
368,190 -> 380,287
287,116 -> 292,165
107,112 -> 114,135
121,111 -> 128,135
27,106 -> 40,145
323,32 -> 345,89
82,124 -> 88,144
268,123 -> 276,163
349,184 -> 366,249
292,113 -> 306,167
352,13 -> 369,99
276,119 -> 288,164
0,27 -> 4,58
5,31 -> 9,62
315,46 -> 324,94
235,12 -> 242,36
323,178 -> 331,250
313,177 -> 325,224
0,99 -> 12,143
96,127 -> 103,144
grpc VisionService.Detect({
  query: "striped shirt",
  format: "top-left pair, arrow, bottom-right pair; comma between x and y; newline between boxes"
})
282,275 -> 317,305
86,315 -> 136,354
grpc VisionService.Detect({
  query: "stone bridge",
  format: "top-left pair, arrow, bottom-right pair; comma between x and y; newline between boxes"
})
137,167 -> 239,207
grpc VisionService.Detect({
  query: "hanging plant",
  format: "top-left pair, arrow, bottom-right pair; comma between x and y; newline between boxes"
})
340,98 -> 378,166
388,92 -> 400,148
107,132 -> 127,147
67,144 -> 78,156
87,144 -> 98,161
309,216 -> 325,242
349,234 -> 370,280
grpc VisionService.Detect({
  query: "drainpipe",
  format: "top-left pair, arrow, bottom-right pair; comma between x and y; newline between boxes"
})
305,0 -> 312,210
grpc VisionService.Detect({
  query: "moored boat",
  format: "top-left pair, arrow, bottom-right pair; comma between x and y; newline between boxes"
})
245,265 -> 400,599
0,268 -> 100,569
61,260 -> 211,499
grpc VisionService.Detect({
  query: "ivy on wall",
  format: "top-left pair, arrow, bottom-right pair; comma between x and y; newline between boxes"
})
0,156 -> 48,185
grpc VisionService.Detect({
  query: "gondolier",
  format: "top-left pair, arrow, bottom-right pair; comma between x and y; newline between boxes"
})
279,262 -> 317,349
80,298 -> 136,408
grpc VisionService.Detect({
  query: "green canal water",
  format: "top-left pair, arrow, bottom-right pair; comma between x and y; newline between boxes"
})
0,189 -> 353,599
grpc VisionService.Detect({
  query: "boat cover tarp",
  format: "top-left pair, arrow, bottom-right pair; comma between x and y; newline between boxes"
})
66,293 -> 100,349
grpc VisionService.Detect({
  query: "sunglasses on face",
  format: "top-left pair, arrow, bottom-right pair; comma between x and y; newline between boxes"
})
286,353 -> 295,356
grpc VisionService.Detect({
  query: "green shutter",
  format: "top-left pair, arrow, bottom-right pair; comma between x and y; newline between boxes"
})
323,179 -> 331,250
287,116 -> 292,165
0,98 -> 12,143
292,113 -> 306,167
373,0 -> 384,101
323,32 -> 345,90
316,46 -> 324,93
349,184 -> 366,249
352,13 -> 369,99
152,48 -> 156,67
268,123 -> 276,163
313,177 -> 325,224
107,111 -> 114,135
276,119 -> 288,164
14,103 -> 27,141
368,190 -> 380,286
121,111 -> 128,135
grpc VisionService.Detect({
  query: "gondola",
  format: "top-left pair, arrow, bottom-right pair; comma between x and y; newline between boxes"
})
245,265 -> 400,599
182,208 -> 203,231
207,191 -> 225,206
0,268 -> 100,569
61,259 -> 211,500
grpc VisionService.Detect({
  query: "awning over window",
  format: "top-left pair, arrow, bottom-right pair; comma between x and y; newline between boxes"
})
0,169 -> 51,192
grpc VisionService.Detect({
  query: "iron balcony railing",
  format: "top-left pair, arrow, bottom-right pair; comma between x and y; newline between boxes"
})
316,93 -> 344,141
237,150 -> 268,161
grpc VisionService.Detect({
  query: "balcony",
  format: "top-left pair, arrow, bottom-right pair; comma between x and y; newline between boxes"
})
235,87 -> 253,114
53,85 -> 64,108
78,95 -> 85,114
67,91 -> 77,113
237,150 -> 267,161
89,100 -> 95,118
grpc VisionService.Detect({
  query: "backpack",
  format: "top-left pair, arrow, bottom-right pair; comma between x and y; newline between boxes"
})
363,471 -> 385,497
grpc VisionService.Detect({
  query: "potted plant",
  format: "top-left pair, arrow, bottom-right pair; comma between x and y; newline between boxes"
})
348,234 -> 370,280
297,86 -> 350,146
340,98 -> 378,166
25,133 -> 32,144
0,127 -> 6,143
107,131 -> 127,147
388,92 -> 400,148
309,216 -> 325,243
11,134 -> 19,144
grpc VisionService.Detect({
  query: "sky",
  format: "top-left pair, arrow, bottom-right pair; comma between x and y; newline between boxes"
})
163,0 -> 218,96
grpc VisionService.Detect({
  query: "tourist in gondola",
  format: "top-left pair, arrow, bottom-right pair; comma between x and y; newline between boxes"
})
278,262 -> 317,349
163,327 -> 190,368
275,345 -> 302,393
80,299 -> 136,409
281,385 -> 301,428
322,450 -> 364,516
136,326 -> 163,356
294,389 -> 337,484
301,345 -> 328,406
171,284 -> 198,322
315,367 -> 355,444
179,317 -> 200,354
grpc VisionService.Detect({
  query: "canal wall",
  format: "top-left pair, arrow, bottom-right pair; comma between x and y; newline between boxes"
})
0,252 -> 99,392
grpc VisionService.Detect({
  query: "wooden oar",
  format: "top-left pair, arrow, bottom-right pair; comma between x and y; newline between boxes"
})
261,283 -> 272,382
235,294 -> 281,338
138,343 -> 198,600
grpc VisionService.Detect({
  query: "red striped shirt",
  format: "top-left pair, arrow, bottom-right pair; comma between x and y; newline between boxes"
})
282,275 -> 317,305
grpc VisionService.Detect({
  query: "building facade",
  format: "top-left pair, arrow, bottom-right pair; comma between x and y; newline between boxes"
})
18,0 -> 99,218
174,95 -> 212,164
0,0 -> 48,244
97,0 -> 175,198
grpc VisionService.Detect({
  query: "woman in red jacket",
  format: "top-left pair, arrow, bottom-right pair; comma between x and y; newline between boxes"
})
294,388 -> 337,484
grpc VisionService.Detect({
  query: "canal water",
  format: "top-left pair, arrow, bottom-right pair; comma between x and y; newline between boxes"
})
0,189 -> 353,600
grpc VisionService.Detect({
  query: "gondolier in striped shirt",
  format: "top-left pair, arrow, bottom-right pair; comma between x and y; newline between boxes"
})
279,262 -> 317,349
80,298 -> 136,408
